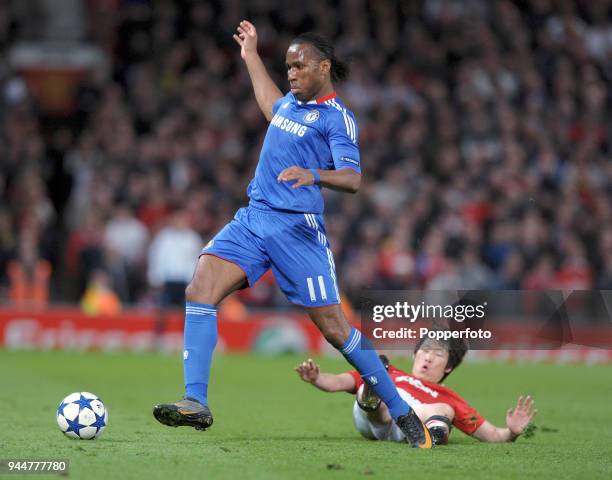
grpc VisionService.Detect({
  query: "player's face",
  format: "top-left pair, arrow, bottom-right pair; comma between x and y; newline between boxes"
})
412,341 -> 451,384
286,43 -> 330,102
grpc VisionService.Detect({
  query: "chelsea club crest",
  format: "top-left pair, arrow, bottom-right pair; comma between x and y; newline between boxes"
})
303,110 -> 320,124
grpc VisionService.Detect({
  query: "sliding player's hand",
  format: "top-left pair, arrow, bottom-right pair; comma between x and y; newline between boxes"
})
278,166 -> 315,188
295,358 -> 320,383
506,395 -> 537,436
233,20 -> 258,59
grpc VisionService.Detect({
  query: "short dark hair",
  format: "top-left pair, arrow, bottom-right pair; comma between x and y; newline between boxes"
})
290,32 -> 349,82
414,333 -> 468,383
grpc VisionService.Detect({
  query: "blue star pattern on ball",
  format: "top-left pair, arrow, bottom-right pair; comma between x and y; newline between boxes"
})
65,416 -> 85,436
76,395 -> 94,410
57,401 -> 68,416
92,413 -> 106,434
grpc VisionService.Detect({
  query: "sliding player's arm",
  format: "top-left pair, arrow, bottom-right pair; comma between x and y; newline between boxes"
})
233,20 -> 283,121
295,358 -> 356,392
472,395 -> 537,443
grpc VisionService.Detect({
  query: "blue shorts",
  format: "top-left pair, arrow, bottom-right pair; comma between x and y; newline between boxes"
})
201,206 -> 340,307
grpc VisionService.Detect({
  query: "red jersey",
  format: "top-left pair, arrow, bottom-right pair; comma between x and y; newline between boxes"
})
347,365 -> 485,435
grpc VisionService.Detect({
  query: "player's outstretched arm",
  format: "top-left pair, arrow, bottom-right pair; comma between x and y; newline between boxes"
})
472,395 -> 537,443
233,20 -> 283,121
295,358 -> 356,392
278,166 -> 361,193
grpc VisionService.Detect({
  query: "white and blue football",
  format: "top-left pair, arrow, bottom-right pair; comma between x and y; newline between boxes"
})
56,392 -> 108,439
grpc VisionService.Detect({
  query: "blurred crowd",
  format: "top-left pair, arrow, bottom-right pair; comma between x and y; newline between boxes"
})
0,0 -> 611,309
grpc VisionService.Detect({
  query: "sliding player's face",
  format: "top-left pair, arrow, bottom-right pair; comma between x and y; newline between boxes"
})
286,43 -> 330,102
412,340 -> 451,384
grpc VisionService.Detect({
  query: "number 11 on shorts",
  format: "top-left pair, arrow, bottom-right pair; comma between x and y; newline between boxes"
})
307,276 -> 327,302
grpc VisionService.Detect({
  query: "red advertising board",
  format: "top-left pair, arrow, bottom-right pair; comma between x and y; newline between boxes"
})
0,308 -> 324,354
0,308 -> 610,363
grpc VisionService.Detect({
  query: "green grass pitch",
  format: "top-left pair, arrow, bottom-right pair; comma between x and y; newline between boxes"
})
1,350 -> 611,479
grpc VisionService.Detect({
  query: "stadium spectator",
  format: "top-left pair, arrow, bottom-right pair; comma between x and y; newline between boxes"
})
103,204 -> 149,302
147,208 -> 203,308
80,269 -> 122,316
0,207 -> 17,299
7,229 -> 51,308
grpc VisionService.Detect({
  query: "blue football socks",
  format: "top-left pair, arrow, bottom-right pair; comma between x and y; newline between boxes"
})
340,327 -> 411,420
183,302 -> 218,406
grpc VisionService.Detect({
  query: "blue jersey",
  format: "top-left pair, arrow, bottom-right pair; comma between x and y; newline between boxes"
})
247,92 -> 361,214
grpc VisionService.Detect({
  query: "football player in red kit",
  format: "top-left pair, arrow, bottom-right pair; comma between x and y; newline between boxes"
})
296,336 -> 536,445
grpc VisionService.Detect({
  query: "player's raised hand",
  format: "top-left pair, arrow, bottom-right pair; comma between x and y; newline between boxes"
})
278,166 -> 316,188
295,358 -> 320,383
233,20 -> 258,59
506,395 -> 537,436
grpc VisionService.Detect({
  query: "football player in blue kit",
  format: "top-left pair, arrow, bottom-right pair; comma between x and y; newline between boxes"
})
153,20 -> 432,448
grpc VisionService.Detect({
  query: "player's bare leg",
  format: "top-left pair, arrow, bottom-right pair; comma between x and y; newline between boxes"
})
186,254 -> 248,305
305,304 -> 351,348
306,305 -> 433,448
153,255 -> 247,431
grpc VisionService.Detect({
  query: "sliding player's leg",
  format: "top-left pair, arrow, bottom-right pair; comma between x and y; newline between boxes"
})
415,403 -> 454,445
352,400 -> 387,440
353,390 -> 454,445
